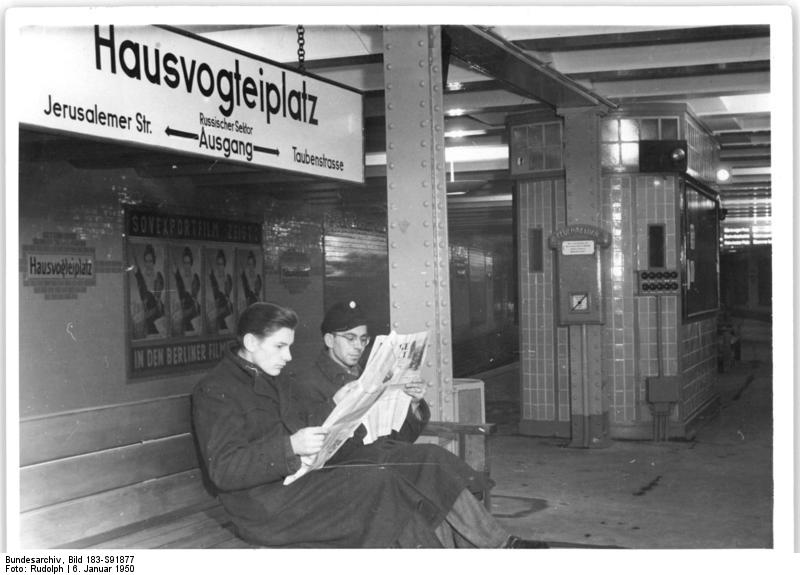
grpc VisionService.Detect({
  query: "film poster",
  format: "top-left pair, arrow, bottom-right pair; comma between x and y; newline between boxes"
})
125,209 -> 263,379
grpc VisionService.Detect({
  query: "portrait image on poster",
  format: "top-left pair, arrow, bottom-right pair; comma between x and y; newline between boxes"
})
170,244 -> 203,336
205,247 -> 235,334
128,242 -> 168,340
237,248 -> 264,313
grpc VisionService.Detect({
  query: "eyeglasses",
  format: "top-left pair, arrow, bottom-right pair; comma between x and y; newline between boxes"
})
334,333 -> 371,346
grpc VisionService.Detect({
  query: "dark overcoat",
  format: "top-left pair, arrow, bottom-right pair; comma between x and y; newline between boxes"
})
192,344 -> 449,548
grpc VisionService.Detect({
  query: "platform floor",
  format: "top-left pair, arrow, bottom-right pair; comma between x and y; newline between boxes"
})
477,340 -> 775,549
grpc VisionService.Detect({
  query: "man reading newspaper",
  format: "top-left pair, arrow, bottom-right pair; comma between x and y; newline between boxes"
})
285,301 -> 490,498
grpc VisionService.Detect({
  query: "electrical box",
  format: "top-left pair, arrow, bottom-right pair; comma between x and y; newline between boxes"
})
549,224 -> 612,325
639,140 -> 688,173
646,376 -> 682,403
637,269 -> 680,295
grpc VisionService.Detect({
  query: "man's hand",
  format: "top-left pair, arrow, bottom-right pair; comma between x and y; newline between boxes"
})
290,426 -> 328,456
403,380 -> 428,403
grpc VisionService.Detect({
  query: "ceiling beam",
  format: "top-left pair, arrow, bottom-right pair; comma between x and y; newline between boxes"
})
297,52 -> 383,70
569,60 -> 769,83
592,71 -> 769,100
444,25 -> 617,110
512,25 -> 770,52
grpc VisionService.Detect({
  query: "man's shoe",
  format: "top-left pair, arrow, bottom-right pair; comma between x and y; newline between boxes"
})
504,535 -> 549,548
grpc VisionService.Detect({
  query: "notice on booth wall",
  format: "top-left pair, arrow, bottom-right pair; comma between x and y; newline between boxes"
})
17,25 -> 364,183
561,240 -> 595,256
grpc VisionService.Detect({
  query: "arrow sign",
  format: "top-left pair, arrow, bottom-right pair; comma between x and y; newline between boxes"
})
254,145 -> 280,156
165,126 -> 198,140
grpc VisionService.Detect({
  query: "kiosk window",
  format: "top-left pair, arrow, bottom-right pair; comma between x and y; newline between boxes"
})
529,228 -> 543,272
683,182 -> 720,318
648,225 -> 665,269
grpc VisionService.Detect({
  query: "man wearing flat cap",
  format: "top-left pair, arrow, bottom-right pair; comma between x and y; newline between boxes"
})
283,300 -> 527,547
292,300 -> 430,449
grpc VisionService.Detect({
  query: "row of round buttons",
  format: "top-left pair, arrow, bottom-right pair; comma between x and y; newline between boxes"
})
640,271 -> 679,279
641,282 -> 679,291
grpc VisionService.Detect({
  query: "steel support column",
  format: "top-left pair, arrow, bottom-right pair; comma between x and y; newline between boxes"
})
558,106 -> 610,447
383,26 -> 454,420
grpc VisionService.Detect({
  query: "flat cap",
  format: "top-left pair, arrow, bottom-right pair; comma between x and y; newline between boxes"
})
320,300 -> 368,335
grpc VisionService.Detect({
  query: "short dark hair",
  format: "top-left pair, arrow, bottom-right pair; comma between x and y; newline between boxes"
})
237,302 -> 298,343
182,246 -> 193,265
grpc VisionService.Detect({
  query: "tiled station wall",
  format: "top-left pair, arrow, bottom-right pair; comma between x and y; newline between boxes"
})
517,178 -> 570,424
518,173 -> 717,436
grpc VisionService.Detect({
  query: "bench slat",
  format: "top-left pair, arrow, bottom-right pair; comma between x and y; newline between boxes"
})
160,519 -> 240,549
21,395 -> 192,466
21,469 -> 214,549
90,506 -> 228,549
21,434 -> 199,512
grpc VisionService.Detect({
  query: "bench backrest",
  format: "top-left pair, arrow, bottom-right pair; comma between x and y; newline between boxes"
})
19,395 -> 215,548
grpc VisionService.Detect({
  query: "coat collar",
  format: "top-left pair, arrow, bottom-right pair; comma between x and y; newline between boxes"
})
222,342 -> 283,397
315,348 -> 361,387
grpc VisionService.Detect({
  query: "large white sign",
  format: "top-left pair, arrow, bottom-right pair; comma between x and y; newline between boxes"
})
17,25 -> 365,183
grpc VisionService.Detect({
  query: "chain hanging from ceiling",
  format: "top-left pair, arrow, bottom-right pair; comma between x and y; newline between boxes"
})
296,25 -> 306,72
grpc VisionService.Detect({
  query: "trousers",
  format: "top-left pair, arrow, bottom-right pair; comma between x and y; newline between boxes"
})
434,489 -> 509,548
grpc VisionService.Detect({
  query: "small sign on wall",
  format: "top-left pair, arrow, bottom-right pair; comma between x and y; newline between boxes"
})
22,232 -> 97,300
125,208 -> 264,380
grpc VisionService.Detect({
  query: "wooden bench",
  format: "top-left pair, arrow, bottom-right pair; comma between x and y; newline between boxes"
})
19,395 -> 495,549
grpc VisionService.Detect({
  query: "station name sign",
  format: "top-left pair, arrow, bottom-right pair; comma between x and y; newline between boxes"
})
18,25 -> 364,183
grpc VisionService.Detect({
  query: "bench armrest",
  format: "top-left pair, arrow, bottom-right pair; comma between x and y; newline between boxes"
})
422,421 -> 496,436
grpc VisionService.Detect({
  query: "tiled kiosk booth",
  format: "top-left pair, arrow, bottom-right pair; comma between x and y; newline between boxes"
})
511,104 -> 722,442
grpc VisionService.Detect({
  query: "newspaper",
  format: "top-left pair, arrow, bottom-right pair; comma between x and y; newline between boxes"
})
283,330 -> 429,486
